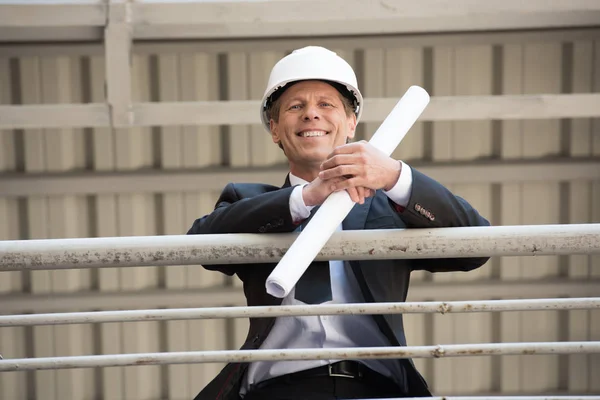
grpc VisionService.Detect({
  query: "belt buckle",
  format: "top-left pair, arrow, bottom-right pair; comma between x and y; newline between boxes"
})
328,363 -> 356,379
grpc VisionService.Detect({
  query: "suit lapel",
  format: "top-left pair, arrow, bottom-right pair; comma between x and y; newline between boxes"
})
342,195 -> 372,231
282,174 -> 292,189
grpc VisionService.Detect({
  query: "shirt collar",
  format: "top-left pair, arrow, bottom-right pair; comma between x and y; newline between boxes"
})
289,172 -> 309,186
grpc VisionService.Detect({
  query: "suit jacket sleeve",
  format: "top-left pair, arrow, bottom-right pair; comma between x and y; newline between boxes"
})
188,183 -> 299,235
397,168 -> 491,273
187,183 -> 299,275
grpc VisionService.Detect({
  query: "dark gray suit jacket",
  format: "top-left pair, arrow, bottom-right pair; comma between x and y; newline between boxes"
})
187,168 -> 490,400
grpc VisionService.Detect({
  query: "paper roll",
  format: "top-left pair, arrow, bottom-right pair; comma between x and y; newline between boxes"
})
266,85 -> 430,298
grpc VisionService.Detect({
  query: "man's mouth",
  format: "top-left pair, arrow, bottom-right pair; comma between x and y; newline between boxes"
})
297,130 -> 328,137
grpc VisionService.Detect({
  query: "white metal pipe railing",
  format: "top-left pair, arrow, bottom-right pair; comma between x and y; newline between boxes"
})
0,342 -> 597,372
1,224 -> 599,271
2,279 -> 596,314
1,298 -> 598,327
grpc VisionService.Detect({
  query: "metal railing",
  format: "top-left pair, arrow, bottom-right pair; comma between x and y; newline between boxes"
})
1,298 -> 599,326
1,224 -> 599,376
2,224 -> 599,271
1,342 -> 599,372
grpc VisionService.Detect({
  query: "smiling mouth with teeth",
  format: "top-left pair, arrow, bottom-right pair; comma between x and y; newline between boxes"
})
298,130 -> 328,137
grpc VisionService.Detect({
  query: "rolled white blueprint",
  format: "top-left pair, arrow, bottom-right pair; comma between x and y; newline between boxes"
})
266,85 -> 431,298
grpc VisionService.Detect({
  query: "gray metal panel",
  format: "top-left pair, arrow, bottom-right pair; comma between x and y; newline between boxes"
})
11,54 -> 96,400
155,51 -> 228,398
0,55 -> 28,400
519,42 -> 562,393
426,44 -> 493,394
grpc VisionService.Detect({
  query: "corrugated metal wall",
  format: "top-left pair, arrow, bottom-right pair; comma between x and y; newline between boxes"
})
1,35 -> 599,399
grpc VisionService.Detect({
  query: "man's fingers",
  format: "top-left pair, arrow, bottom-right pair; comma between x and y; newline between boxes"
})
345,186 -> 361,204
332,177 -> 364,191
356,186 -> 366,205
326,141 -> 369,159
330,178 -> 372,204
320,154 -> 361,171
319,165 -> 362,181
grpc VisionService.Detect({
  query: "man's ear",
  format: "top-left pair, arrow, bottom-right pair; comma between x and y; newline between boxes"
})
346,114 -> 357,141
270,119 -> 280,144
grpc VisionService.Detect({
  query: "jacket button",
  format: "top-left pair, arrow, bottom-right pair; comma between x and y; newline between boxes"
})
258,226 -> 266,233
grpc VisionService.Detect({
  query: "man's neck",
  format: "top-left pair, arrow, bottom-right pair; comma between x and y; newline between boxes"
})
289,163 -> 320,183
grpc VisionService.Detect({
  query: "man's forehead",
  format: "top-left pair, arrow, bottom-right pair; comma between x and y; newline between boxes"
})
280,81 -> 343,101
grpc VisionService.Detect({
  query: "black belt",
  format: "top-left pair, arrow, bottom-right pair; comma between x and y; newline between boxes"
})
253,360 -> 400,391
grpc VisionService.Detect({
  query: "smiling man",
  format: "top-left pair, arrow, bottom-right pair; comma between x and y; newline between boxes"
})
187,46 -> 490,400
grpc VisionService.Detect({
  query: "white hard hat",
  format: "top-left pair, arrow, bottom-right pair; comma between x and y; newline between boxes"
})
260,46 -> 364,132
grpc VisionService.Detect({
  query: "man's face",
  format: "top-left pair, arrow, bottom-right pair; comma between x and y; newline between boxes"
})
270,80 -> 356,170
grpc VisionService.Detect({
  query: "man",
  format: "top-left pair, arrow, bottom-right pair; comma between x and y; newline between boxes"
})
188,46 -> 490,400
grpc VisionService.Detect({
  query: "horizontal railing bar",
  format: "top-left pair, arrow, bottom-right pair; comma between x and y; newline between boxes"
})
1,224 -> 599,271
0,342 -> 597,371
1,298 -> 598,327
2,279 -> 597,314
0,94 -> 599,129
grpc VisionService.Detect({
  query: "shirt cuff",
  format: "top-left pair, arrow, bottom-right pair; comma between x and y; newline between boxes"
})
383,161 -> 413,209
290,184 -> 315,223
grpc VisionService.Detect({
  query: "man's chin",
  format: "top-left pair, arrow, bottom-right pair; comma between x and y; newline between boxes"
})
303,152 -> 330,164
292,154 -> 328,167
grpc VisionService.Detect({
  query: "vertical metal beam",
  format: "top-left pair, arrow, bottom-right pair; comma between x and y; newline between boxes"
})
103,4 -> 134,397
105,0 -> 133,129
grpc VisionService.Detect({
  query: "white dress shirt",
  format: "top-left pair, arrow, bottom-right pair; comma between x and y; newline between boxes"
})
240,162 -> 414,396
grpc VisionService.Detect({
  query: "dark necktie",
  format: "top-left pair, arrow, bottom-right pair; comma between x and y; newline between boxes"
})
294,207 -> 333,304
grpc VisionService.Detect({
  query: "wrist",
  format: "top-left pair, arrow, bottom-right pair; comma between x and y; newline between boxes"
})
383,159 -> 402,192
302,184 -> 316,206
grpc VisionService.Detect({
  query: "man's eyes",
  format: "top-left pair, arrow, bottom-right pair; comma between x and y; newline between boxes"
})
287,102 -> 334,110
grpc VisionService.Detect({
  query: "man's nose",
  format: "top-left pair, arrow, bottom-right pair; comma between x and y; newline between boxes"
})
302,104 -> 320,120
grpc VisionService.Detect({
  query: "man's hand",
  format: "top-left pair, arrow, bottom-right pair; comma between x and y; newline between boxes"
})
318,141 -> 401,192
302,176 -> 373,206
